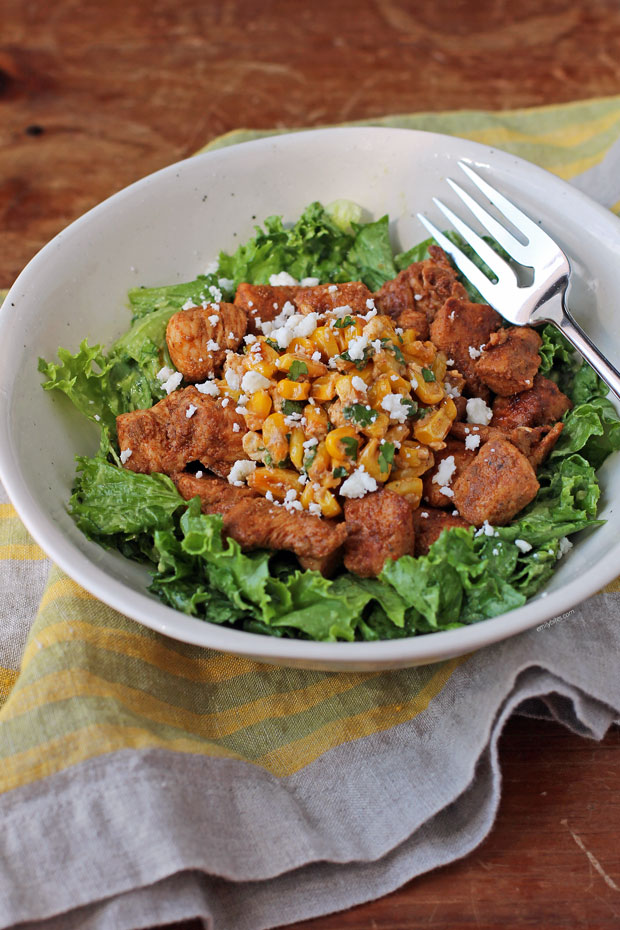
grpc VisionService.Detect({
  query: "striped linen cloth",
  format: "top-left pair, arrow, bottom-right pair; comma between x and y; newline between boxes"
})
1,96 -> 620,930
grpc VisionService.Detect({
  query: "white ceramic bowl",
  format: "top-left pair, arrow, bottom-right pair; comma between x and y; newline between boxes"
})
2,127 -> 620,670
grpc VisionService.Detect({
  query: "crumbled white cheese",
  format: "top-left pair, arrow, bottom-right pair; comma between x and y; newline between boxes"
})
182,298 -> 197,311
208,313 -> 220,325
267,310 -> 319,349
445,381 -> 461,399
339,465 -> 378,499
557,536 -> 573,559
94,414 -> 100,422
351,375 -> 367,393
224,368 -> 241,391
120,449 -> 132,464
221,397 -> 229,407
468,345 -> 482,359
366,298 -> 375,310
244,334 -> 257,345
330,304 -> 353,319
161,371 -> 183,394
269,271 -> 298,286
303,437 -> 318,450
232,422 -> 240,432
311,351 -> 322,362
420,511 -> 429,519
515,539 -> 532,553
360,307 -> 378,322
208,285 -> 222,303
205,260 -> 219,275
439,486 -> 454,498
185,404 -> 198,419
228,460 -> 257,486
300,276 -> 320,286
308,502 -> 323,517
475,520 -> 496,538
466,396 -> 493,425
464,433 -> 481,451
414,293 -> 422,301
432,455 -> 456,486
156,365 -> 174,383
195,470 -> 203,479
446,358 -> 455,366
206,339 -> 220,352
347,334 -> 370,361
328,284 -> 338,294
241,370 -> 271,394
380,393 -> 410,424
284,489 -> 298,502
218,277 -> 234,291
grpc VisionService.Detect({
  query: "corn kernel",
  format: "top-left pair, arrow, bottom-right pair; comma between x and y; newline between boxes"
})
395,441 -> 435,477
361,410 -> 389,440
308,440 -> 338,486
289,427 -> 305,470
368,375 -> 393,409
243,389 -> 272,430
303,404 -> 329,440
312,326 -> 340,359
358,438 -> 391,481
248,467 -> 302,500
262,412 -> 289,464
413,397 -> 457,448
275,353 -> 326,379
385,476 -> 423,507
288,336 -> 315,356
325,426 -> 359,461
410,365 -> 445,405
277,379 -> 311,401
311,372 -> 339,402
314,486 -> 342,518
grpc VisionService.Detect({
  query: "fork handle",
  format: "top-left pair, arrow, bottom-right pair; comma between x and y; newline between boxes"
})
545,295 -> 620,402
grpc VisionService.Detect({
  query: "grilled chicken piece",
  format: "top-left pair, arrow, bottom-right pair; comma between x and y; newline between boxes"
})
421,439 -> 477,509
173,472 -> 258,513
166,303 -> 247,382
116,387 -> 246,478
374,246 -> 468,326
173,472 -> 347,572
430,297 -> 501,400
527,421 -> 564,469
394,307 -> 430,341
491,374 -> 572,430
475,326 -> 542,396
234,283 -> 300,333
452,439 -> 540,527
294,281 -> 373,316
413,507 -> 471,556
450,420 -> 550,459
343,488 -> 414,577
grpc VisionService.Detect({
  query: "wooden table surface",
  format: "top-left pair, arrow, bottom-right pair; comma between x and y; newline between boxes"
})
2,1 -> 620,927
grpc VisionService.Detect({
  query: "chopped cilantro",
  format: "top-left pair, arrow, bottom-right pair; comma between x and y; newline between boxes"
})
282,399 -> 305,416
303,448 -> 318,470
288,359 -> 308,380
264,451 -> 273,466
332,465 -> 348,479
340,436 -> 359,459
421,367 -> 436,382
333,315 -> 355,329
401,397 -> 421,419
339,346 -> 374,369
381,338 -> 405,364
378,441 -> 396,472
265,338 -> 279,351
343,403 -> 379,427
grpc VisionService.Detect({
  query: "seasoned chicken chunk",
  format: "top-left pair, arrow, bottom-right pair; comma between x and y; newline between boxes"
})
394,307 -> 430,340
116,387 -> 246,478
491,375 -> 572,430
343,488 -> 414,577
374,246 -> 468,324
413,507 -> 471,556
430,297 -> 501,399
173,472 -> 258,513
166,303 -> 247,382
452,439 -> 540,526
294,281 -> 373,316
475,326 -> 542,396
234,283 -> 300,333
450,420 -> 550,459
422,439 -> 476,509
527,421 -> 564,469
172,472 -> 346,574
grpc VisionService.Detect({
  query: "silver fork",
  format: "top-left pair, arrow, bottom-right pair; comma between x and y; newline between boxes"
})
417,162 -> 620,401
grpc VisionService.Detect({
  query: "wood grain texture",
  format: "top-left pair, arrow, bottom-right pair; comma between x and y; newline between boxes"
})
1,2 -> 620,927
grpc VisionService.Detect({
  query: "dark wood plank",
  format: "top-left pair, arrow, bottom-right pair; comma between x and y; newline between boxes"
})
1,2 -> 619,927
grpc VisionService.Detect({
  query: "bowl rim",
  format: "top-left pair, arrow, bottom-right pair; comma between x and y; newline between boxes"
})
2,124 -> 620,668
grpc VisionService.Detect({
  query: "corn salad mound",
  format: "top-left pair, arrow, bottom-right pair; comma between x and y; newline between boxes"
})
216,300 -> 458,517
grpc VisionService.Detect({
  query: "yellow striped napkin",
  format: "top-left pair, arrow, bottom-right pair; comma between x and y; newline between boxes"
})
1,96 -> 620,930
